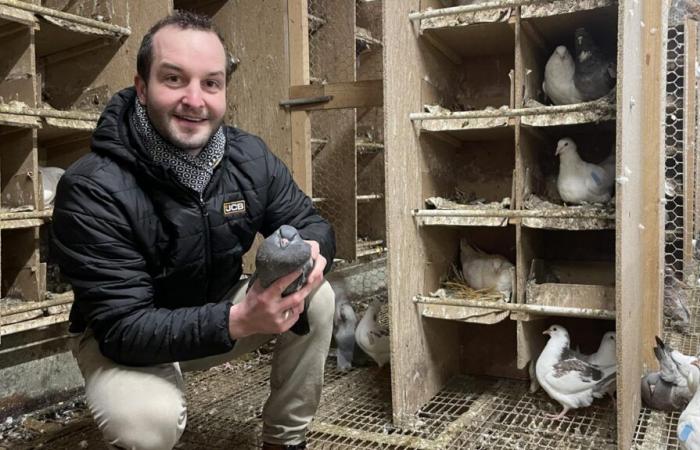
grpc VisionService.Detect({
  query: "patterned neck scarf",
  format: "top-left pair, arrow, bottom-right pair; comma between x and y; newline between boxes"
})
131,98 -> 226,194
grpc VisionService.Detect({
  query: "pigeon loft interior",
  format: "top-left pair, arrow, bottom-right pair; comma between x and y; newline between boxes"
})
387,0 -> 672,448
1,0 -> 698,449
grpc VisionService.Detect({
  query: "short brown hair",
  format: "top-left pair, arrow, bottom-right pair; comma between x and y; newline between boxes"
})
137,10 -> 235,84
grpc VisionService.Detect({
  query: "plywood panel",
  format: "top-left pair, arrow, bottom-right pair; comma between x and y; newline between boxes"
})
385,0 -> 462,427
616,0 -> 668,448
684,19 -> 697,281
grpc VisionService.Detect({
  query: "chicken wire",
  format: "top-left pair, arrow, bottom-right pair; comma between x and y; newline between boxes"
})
664,19 -> 698,285
308,0 -> 387,263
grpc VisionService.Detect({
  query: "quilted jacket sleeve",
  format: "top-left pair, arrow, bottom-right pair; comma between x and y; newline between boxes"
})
52,173 -> 235,366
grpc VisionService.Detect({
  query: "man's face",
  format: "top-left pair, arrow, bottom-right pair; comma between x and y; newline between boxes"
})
135,26 -> 227,154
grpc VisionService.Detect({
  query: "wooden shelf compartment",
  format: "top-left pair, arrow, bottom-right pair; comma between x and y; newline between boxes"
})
0,5 -> 37,107
0,127 -> 39,211
518,121 -> 616,229
519,2 -> 617,107
1,226 -> 41,302
414,3 -> 515,112
419,132 -> 515,212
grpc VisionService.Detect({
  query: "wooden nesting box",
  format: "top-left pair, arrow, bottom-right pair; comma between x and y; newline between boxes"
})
384,0 -> 667,447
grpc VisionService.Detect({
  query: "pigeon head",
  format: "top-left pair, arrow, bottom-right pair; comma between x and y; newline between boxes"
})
543,324 -> 569,342
555,137 -> 577,157
574,28 -> 595,60
554,45 -> 570,59
598,331 -> 616,358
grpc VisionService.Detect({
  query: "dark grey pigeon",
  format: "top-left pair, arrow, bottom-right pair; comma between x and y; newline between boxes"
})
573,28 -> 616,101
665,268 -> 691,333
248,224 -> 314,335
641,336 -> 693,412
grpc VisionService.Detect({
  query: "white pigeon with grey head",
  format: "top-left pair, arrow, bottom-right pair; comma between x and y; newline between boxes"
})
556,137 -> 615,204
674,354 -> 700,449
642,336 -> 694,412
542,46 -> 585,105
328,273 -> 358,371
536,324 -> 616,419
573,28 -> 616,101
39,166 -> 65,207
460,239 -> 514,301
355,298 -> 390,367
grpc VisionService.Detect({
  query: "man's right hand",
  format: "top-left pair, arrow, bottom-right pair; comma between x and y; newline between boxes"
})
227,270 -> 312,339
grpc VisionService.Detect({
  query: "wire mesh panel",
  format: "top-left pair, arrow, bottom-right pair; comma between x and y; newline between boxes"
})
665,16 -> 698,284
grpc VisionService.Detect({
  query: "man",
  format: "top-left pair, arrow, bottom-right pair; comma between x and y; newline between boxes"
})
51,11 -> 335,450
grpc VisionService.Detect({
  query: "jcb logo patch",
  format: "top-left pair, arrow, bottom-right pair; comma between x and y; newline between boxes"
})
223,200 -> 246,216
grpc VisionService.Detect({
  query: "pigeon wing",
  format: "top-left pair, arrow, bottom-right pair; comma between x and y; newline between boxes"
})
542,357 -> 606,395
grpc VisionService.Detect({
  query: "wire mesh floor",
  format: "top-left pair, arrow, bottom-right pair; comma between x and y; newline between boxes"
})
3,288 -> 700,449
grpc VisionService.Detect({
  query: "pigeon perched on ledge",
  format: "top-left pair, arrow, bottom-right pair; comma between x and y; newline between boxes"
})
573,28 -> 616,102
543,46 -> 585,105
536,324 -> 616,419
248,224 -> 314,335
579,331 -> 616,368
556,137 -> 615,205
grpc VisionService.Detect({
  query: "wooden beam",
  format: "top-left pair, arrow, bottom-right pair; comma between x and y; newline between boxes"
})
288,0 -> 312,194
287,80 -> 383,110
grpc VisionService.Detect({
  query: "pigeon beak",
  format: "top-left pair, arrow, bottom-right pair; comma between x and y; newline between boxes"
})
555,144 -> 563,156
279,238 -> 289,248
542,329 -> 551,336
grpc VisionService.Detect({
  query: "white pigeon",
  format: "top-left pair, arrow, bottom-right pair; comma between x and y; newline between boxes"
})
354,299 -> 390,367
674,355 -> 700,449
460,239 -> 515,301
579,331 -> 616,368
39,166 -> 65,207
328,274 -> 358,371
556,137 -> 615,204
536,324 -> 616,419
543,46 -> 585,105
642,336 -> 694,412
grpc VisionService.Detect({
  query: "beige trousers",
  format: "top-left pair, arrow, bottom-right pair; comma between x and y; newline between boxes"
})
73,279 -> 335,450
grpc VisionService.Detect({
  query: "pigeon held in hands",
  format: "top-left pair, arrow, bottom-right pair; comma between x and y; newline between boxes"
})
672,353 -> 700,449
542,45 -> 585,105
641,336 -> 694,412
536,325 -> 616,420
573,28 -> 616,101
556,137 -> 615,205
248,224 -> 314,335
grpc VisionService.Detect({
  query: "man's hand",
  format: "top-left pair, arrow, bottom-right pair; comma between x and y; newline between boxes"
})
228,240 -> 326,339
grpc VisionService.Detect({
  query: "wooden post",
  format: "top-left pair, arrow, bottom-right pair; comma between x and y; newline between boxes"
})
684,19 -> 698,282
617,0 -> 668,448
288,0 -> 312,194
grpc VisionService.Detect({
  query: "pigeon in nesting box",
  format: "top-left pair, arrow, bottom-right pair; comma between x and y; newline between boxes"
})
355,298 -> 390,367
459,239 -> 514,301
328,273 -> 358,371
665,269 -> 691,333
673,353 -> 700,449
247,224 -> 314,335
536,325 -> 616,420
578,331 -> 616,368
642,336 -> 694,412
39,166 -> 65,207
555,137 -> 615,204
542,46 -> 585,105
573,28 -> 616,102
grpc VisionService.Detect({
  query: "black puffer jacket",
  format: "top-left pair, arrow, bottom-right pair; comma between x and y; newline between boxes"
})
51,87 -> 335,366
